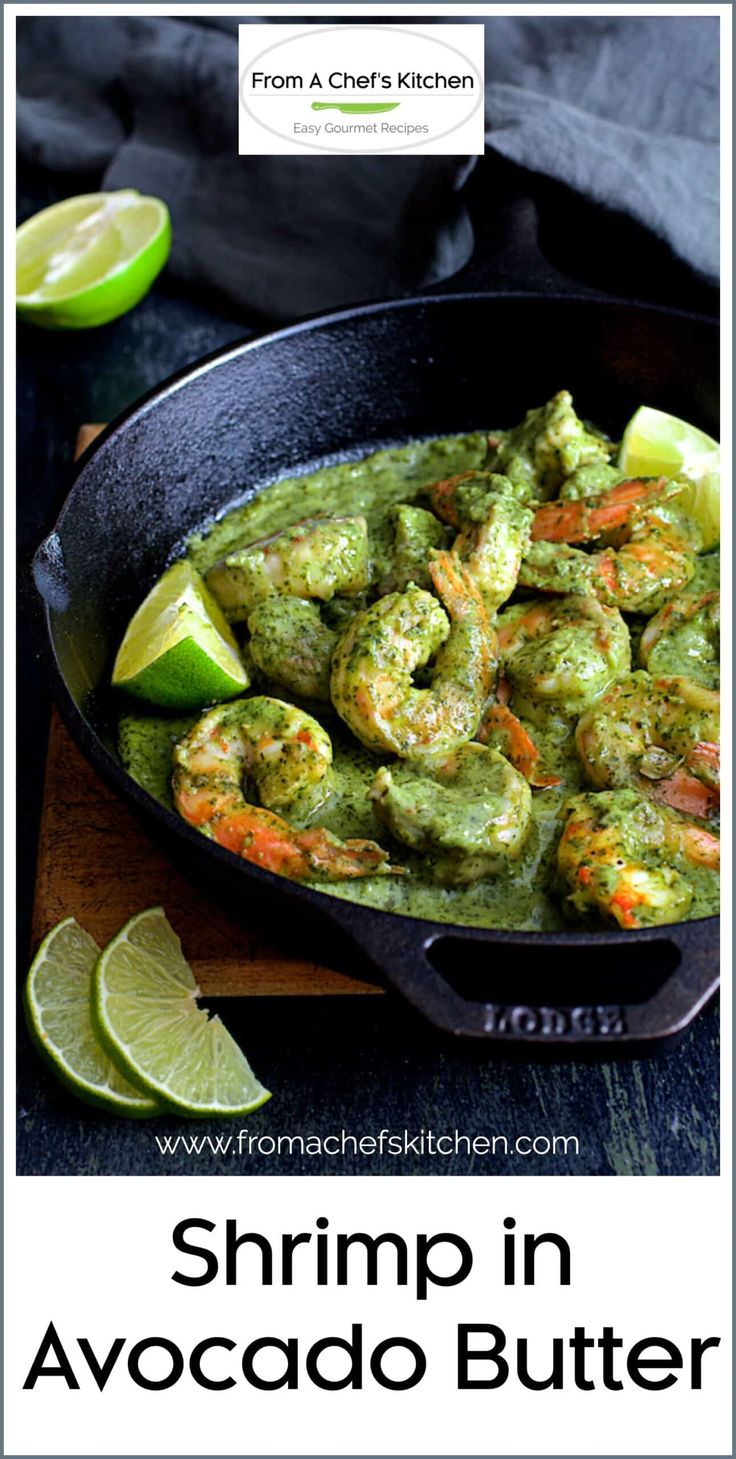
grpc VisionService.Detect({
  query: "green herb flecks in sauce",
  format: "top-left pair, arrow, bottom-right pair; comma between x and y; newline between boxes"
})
118,433 -> 719,930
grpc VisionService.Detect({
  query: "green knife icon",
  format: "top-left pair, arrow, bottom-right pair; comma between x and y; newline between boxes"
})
311,102 -> 400,115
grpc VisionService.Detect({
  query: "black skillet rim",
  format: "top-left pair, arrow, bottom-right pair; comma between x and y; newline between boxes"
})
37,290 -> 720,968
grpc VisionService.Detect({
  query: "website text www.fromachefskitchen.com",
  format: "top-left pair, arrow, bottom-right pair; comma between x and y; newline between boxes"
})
152,1128 -> 581,1162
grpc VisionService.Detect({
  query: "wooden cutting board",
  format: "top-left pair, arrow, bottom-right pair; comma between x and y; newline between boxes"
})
31,714 -> 380,998
30,425 -> 381,998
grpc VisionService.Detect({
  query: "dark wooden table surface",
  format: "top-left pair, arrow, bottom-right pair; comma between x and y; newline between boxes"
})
16,200 -> 719,1178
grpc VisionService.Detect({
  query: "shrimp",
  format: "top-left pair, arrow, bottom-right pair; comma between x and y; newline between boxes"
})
486,390 -> 614,501
477,703 -> 561,788
557,788 -> 720,930
375,504 -> 447,595
559,462 -> 623,500
475,672 -> 560,787
519,478 -> 698,614
530,476 -> 677,542
575,672 -> 720,820
639,591 -> 720,689
172,696 -> 397,881
330,550 -> 497,758
496,594 -> 631,724
370,744 -> 532,885
206,515 -> 370,621
424,471 -> 533,612
248,598 -> 337,702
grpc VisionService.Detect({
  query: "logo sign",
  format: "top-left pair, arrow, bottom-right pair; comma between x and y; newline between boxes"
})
239,24 -> 485,156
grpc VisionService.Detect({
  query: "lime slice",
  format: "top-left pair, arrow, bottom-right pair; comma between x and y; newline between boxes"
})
16,190 -> 171,329
618,405 -> 720,549
676,468 -> 721,553
25,918 -> 159,1117
92,908 -> 271,1118
112,560 -> 249,710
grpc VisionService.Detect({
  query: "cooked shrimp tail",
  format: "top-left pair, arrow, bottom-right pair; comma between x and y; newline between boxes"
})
209,802 -> 396,879
676,819 -> 721,871
477,703 -> 561,787
653,767 -> 719,820
688,740 -> 720,786
575,672 -> 720,821
521,480 -> 697,614
172,696 -> 399,881
330,549 -> 496,759
425,471 -> 533,612
425,471 -> 478,529
531,476 -> 676,543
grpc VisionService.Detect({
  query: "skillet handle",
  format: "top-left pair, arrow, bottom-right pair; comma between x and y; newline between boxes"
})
619,920 -> 719,1046
338,911 -> 718,1047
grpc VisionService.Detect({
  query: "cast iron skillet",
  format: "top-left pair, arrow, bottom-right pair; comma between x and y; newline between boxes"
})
33,294 -> 720,1048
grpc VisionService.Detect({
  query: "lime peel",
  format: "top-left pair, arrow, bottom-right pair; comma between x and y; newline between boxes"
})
112,560 -> 249,710
25,918 -> 160,1117
16,190 -> 171,329
92,907 -> 271,1119
618,404 -> 720,550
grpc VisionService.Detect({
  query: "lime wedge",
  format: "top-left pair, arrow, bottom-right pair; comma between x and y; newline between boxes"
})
25,918 -> 159,1117
92,908 -> 271,1118
618,405 -> 720,549
676,469 -> 721,553
16,190 -> 171,329
112,560 -> 249,710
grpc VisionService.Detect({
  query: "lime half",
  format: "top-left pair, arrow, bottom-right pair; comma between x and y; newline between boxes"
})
618,405 -> 720,549
25,918 -> 159,1117
92,908 -> 271,1118
112,560 -> 249,710
16,190 -> 171,329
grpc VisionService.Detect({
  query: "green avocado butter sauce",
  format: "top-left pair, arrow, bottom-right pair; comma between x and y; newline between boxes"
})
186,433 -> 489,576
118,706 -> 577,930
117,432 -> 720,931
